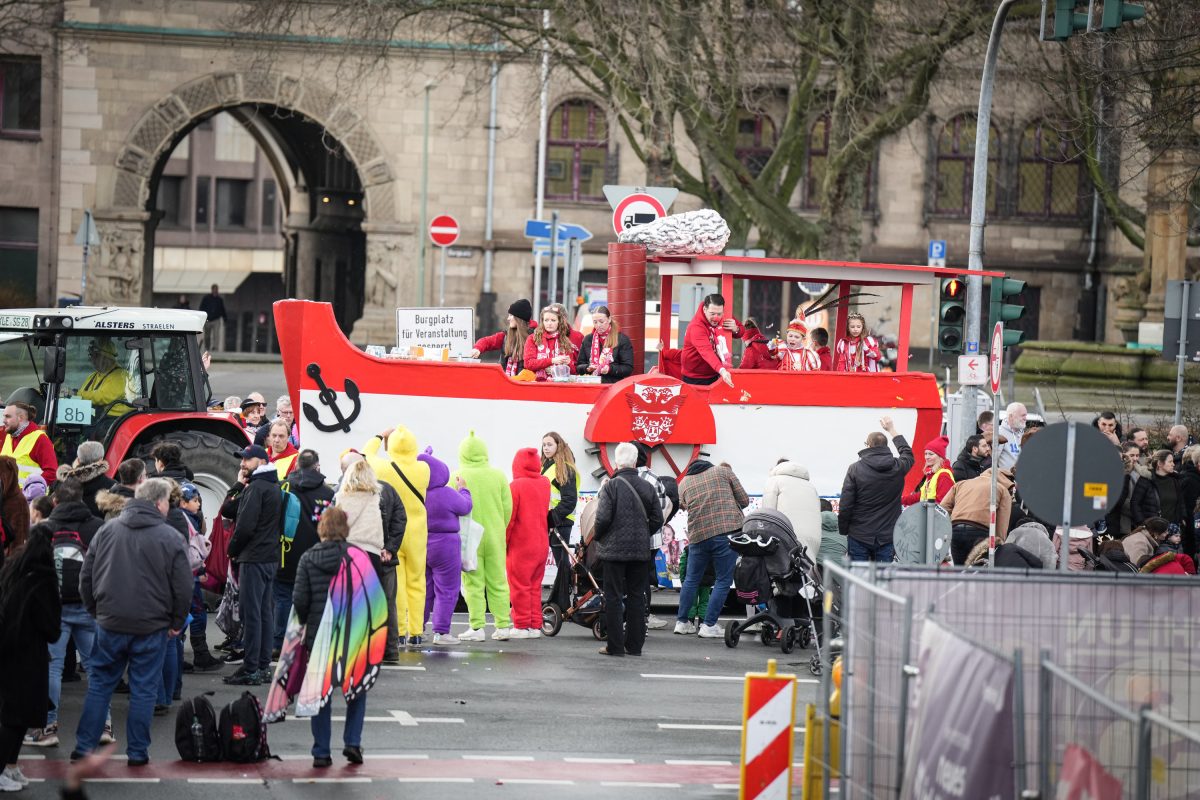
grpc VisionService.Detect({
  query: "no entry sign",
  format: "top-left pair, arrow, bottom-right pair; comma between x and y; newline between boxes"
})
612,193 -> 667,235
429,215 -> 460,246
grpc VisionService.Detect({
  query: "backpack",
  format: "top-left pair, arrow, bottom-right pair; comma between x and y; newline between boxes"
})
734,556 -> 772,605
279,485 -> 301,568
218,691 -> 270,762
51,529 -> 88,601
175,693 -> 220,762
184,516 -> 211,574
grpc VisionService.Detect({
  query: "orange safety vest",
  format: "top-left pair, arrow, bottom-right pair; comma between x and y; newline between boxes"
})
1,427 -> 49,485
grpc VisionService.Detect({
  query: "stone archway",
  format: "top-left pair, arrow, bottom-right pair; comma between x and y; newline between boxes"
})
87,70 -> 407,338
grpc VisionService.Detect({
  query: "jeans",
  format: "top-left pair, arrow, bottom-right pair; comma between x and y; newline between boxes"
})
238,561 -> 276,672
951,525 -> 988,566
75,627 -> 168,762
48,604 -> 105,726
602,560 -> 649,655
847,538 -> 895,563
158,637 -> 183,706
273,580 -> 294,650
310,692 -> 367,758
675,533 -> 738,627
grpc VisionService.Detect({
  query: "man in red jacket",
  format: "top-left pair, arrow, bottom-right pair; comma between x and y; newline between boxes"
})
1,402 -> 58,486
682,294 -> 743,387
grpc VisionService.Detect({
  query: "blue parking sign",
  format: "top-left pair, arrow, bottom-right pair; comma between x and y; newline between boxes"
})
928,240 -> 947,261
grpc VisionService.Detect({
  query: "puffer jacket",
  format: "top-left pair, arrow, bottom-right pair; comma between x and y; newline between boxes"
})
227,465 -> 283,564
940,468 -> 1014,540
593,467 -> 664,562
95,484 -> 134,521
57,460 -> 116,520
837,436 -> 915,546
1006,522 -> 1056,569
818,510 -> 846,564
420,448 -> 472,535
335,488 -> 384,556
293,540 -> 349,650
761,460 -> 822,561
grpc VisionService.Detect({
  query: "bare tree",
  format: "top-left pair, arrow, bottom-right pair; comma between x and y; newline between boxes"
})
235,0 -> 996,260
0,1 -> 61,54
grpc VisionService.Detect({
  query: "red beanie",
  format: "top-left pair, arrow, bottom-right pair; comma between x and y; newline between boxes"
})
925,436 -> 949,460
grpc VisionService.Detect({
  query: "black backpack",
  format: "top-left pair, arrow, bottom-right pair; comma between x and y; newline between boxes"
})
51,529 -> 88,603
175,693 -> 220,762
218,691 -> 270,763
734,557 -> 772,605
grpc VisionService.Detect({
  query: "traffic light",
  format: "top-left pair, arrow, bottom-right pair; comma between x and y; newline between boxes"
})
990,277 -> 1027,349
1052,0 -> 1089,40
938,277 -> 966,354
1100,0 -> 1145,30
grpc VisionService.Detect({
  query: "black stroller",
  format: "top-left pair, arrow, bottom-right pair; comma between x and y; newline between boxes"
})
724,509 -> 824,660
541,529 -> 607,640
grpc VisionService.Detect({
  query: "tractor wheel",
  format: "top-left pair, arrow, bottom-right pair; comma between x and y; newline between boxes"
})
134,430 -> 244,526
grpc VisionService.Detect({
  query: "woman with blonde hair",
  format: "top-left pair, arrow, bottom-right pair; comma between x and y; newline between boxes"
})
541,431 -> 579,612
334,460 -> 385,576
576,305 -> 634,384
523,306 -> 577,381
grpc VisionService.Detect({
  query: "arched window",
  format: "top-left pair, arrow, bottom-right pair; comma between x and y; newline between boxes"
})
1017,120 -> 1085,218
802,114 -> 873,212
934,114 -> 998,216
545,100 -> 608,202
736,112 -> 776,177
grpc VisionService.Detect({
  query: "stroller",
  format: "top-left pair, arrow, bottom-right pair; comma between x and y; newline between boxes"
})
541,528 -> 608,641
725,509 -> 824,662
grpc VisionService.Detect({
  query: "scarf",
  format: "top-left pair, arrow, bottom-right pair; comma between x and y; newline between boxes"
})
534,335 -> 563,380
685,459 -> 714,477
589,327 -> 613,374
708,322 -> 732,367
780,346 -> 818,372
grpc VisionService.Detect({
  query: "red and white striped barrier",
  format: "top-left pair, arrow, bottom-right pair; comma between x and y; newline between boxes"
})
739,658 -> 798,800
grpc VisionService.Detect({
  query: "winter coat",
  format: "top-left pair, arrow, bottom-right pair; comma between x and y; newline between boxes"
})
681,302 -> 743,382
577,331 -> 635,384
379,482 -> 407,564
95,484 -> 134,521
0,456 -> 30,551
837,435 -> 915,546
902,466 -> 955,506
0,551 -> 61,728
31,500 -> 103,604
940,468 -> 1014,539
57,460 -> 116,520
1152,471 -> 1186,526
593,467 -> 664,561
81,499 -> 193,635
1105,467 -> 1161,536
292,540 -> 350,650
227,465 -> 283,564
1006,522 -> 1056,570
155,463 -> 194,483
335,489 -> 384,556
506,448 -> 551,559
738,334 -> 776,370
1139,552 -> 1189,575
818,510 -> 846,565
761,461 -> 822,561
366,426 -> 429,550
1122,528 -> 1159,566
450,432 -> 512,544
279,467 -> 335,584
543,459 -> 579,533
523,331 -> 577,381
678,461 -> 750,544
419,448 -> 472,535
965,540 -> 1042,569
951,451 -> 989,483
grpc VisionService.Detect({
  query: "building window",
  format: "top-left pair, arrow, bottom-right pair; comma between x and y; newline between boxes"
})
934,114 -> 998,216
736,113 -> 776,178
545,100 -> 608,202
1017,120 -> 1085,218
214,114 -> 255,163
195,178 -> 210,226
156,176 -> 184,227
216,178 -> 249,228
0,59 -> 41,134
262,179 -> 277,230
802,114 -> 874,211
0,207 -> 38,306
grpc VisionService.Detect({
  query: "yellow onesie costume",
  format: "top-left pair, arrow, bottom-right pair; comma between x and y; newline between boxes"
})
365,427 -> 430,641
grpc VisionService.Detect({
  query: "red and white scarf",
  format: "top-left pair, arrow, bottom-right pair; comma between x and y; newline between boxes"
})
534,336 -> 563,381
590,326 -> 614,374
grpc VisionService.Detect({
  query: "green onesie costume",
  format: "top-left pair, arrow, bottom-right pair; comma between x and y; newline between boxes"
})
451,431 -> 514,632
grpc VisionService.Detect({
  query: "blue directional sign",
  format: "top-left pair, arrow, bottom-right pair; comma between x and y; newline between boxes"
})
524,219 -> 593,242
531,239 -> 568,255
928,240 -> 947,261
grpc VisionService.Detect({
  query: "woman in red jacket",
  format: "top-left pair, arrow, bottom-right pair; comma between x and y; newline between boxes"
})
469,299 -> 533,376
737,319 -> 778,370
506,448 -> 552,638
523,306 -> 577,381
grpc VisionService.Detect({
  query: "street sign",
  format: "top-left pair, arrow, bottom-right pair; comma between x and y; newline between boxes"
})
927,239 -> 946,268
612,192 -> 668,235
989,322 -> 1004,395
602,184 -> 679,213
966,341 -> 978,354
429,215 -> 460,246
523,219 -> 593,242
395,307 -> 475,355
958,355 -> 986,386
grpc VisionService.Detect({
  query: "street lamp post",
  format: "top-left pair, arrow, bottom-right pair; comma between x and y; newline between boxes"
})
419,80 -> 436,306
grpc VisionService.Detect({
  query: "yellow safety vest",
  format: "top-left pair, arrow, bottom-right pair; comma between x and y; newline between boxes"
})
543,462 -> 581,523
920,467 -> 955,502
274,453 -> 299,481
79,367 -> 130,417
1,428 -> 50,485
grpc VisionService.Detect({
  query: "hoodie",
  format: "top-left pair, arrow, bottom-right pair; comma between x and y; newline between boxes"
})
1006,522 -> 1056,570
506,448 -> 551,558
940,468 -> 1015,538
366,426 -> 430,546
837,435 -> 915,545
95,484 -> 134,520
761,460 -> 822,560
818,510 -> 846,564
280,467 -> 336,584
227,464 -> 283,564
420,447 -> 472,535
682,302 -> 743,382
738,331 -> 776,370
450,432 -> 512,542
30,500 -> 103,604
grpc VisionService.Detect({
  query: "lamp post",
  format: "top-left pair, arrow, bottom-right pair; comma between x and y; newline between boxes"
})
419,80 -> 436,306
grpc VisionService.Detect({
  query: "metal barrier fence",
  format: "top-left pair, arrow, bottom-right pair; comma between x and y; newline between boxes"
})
813,562 -> 1200,799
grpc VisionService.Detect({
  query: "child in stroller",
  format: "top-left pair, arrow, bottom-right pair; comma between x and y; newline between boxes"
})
725,509 -> 824,659
541,527 -> 609,641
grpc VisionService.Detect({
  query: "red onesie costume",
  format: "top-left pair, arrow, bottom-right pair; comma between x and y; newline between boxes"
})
505,448 -> 552,631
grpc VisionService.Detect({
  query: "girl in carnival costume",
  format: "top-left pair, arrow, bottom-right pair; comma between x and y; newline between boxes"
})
834,311 -> 881,373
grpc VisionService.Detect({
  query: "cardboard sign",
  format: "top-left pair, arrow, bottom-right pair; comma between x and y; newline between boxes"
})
395,307 -> 475,356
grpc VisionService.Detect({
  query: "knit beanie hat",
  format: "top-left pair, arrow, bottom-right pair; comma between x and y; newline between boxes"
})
925,436 -> 949,461
508,299 -> 534,325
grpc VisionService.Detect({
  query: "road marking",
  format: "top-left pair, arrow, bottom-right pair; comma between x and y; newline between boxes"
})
563,757 -> 636,764
187,779 -> 263,784
283,709 -> 460,725
602,781 -> 683,788
658,723 -> 806,733
292,777 -> 373,784
666,759 -> 734,766
462,754 -> 535,761
714,784 -> 740,790
642,673 -> 743,681
497,778 -> 575,785
412,717 -> 465,723
86,778 -> 161,784
380,665 -> 426,671
16,755 -> 45,761
397,777 -> 474,783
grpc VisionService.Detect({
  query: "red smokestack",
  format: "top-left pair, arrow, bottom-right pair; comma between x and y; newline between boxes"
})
607,243 -> 647,374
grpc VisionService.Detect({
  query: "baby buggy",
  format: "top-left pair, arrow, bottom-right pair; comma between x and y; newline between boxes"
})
725,509 -> 824,660
541,528 -> 608,641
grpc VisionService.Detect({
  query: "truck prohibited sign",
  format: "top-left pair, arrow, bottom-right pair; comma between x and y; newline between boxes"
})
612,193 -> 667,235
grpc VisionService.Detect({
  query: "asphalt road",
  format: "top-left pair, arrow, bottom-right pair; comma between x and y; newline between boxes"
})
18,608 -> 822,799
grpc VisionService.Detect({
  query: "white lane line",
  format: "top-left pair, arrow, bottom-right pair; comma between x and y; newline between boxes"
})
564,757 -> 636,764
279,753 -> 430,760
187,779 -> 263,784
16,755 -> 45,760
462,754 -> 535,761
714,785 -> 740,791
397,777 -> 475,783
292,777 -> 373,784
497,778 -> 575,785
642,673 -> 743,682
658,723 -> 806,733
380,665 -> 426,671
86,779 -> 162,784
602,781 -> 683,789
412,717 -> 465,723
666,759 -> 734,766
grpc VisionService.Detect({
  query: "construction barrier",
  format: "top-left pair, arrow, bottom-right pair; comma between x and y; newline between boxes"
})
740,658 -> 798,800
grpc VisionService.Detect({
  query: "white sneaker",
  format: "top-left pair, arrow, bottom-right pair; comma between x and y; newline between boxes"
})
646,615 -> 669,630
1,768 -> 27,788
0,772 -> 22,792
525,628 -> 541,639
459,627 -> 485,642
698,623 -> 725,638
491,627 -> 512,640
673,620 -> 697,635
23,722 -> 57,747
506,628 -> 530,639
433,632 -> 459,645
99,720 -> 115,745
